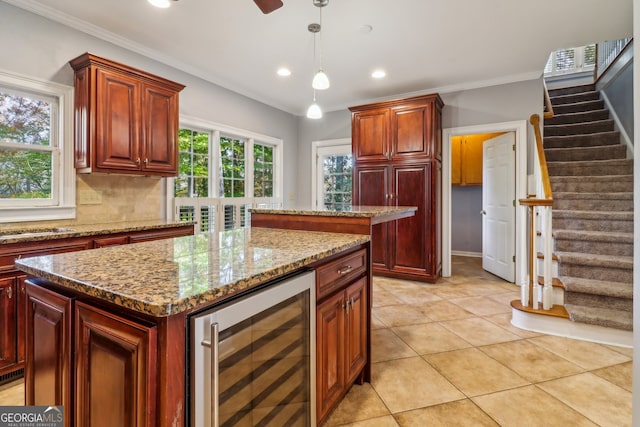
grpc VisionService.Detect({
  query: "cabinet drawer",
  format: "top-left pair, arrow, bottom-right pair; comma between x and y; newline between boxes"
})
316,249 -> 367,299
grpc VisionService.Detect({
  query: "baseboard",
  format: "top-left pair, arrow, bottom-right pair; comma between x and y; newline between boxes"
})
511,307 -> 633,347
451,250 -> 482,258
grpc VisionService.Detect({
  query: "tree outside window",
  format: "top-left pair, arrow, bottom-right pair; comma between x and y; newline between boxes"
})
0,91 -> 54,201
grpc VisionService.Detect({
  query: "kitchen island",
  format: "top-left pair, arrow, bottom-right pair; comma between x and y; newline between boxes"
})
16,227 -> 371,426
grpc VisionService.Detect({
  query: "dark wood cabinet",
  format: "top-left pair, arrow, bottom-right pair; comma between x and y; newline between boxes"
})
0,225 -> 193,380
24,281 -> 73,427
315,250 -> 369,424
69,53 -> 184,176
75,301 -> 157,427
350,94 -> 443,282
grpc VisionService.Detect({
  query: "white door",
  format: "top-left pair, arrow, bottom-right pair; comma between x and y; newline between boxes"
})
482,132 -> 515,282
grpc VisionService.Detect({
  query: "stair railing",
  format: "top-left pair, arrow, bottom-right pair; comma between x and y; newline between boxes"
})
519,113 -> 554,310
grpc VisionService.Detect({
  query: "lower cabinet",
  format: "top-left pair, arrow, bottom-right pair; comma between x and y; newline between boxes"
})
0,277 -> 17,370
316,268 -> 368,424
25,281 -> 157,427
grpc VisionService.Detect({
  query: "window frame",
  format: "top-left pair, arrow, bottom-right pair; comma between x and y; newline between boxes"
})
167,115 -> 283,233
0,69 -> 75,223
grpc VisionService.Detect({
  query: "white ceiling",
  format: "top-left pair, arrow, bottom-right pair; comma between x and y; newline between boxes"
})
7,0 -> 633,116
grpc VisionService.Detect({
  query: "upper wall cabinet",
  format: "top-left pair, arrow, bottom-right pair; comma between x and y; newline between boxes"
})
351,95 -> 442,163
69,53 -> 185,176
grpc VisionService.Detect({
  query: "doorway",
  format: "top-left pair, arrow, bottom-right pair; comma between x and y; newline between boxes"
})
442,121 -> 528,286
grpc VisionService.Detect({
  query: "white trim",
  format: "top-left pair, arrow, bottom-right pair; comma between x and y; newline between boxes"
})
310,138 -> 351,208
511,308 -> 633,348
451,250 -> 482,258
0,68 -> 75,223
600,88 -> 634,158
442,120 -> 527,287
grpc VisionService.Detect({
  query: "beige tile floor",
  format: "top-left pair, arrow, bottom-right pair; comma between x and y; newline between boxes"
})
324,256 -> 633,427
0,256 -> 632,426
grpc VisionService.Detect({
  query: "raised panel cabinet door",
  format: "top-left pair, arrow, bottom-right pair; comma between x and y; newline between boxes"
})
95,67 -> 141,171
391,164 -> 432,275
344,277 -> 367,385
141,84 -> 179,174
462,135 -> 484,185
391,103 -> 431,159
0,277 -> 16,369
352,108 -> 390,162
353,165 -> 390,270
316,291 -> 346,423
24,281 -> 73,426
75,301 -> 157,427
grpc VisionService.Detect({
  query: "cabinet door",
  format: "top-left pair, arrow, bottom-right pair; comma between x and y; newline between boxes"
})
344,277 -> 367,385
353,165 -> 390,269
316,291 -> 346,423
95,67 -> 141,171
352,108 -> 390,162
391,164 -> 432,275
24,281 -> 73,423
461,135 -> 485,185
391,102 -> 432,159
0,277 -> 16,369
141,83 -> 179,174
75,302 -> 157,427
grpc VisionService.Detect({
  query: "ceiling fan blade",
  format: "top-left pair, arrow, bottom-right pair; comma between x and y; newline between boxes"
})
254,0 -> 283,14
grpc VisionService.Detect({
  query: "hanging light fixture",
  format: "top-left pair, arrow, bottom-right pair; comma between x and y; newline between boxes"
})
306,90 -> 322,119
311,0 -> 330,90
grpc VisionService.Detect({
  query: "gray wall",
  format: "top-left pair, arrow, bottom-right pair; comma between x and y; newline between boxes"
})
451,186 -> 483,254
599,60 -> 634,147
0,2 -> 300,205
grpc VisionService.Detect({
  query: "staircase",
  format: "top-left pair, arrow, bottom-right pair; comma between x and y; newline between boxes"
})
544,83 -> 633,331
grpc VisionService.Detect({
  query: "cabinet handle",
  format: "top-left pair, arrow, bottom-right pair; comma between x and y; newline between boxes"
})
136,157 -> 141,165
6,287 -> 12,299
337,266 -> 353,276
343,300 -> 349,315
348,297 -> 354,311
144,158 -> 149,166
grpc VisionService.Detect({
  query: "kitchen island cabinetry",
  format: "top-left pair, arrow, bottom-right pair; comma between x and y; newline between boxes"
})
16,228 -> 371,426
69,53 -> 185,176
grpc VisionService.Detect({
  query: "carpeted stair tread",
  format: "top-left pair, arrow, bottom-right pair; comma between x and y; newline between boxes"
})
564,304 -> 632,331
544,109 -> 609,126
548,84 -> 595,97
547,159 -> 633,176
553,229 -> 633,256
554,251 -> 633,270
552,191 -> 632,201
544,131 -> 621,149
552,99 -> 604,115
560,276 -> 633,299
553,210 -> 633,233
553,210 -> 633,221
544,144 -> 626,162
549,91 -> 600,105
544,119 -> 614,136
554,229 -> 633,243
550,175 -> 633,193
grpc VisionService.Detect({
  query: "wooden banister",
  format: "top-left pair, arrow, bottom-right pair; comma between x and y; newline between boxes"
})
530,114 -> 553,201
543,80 -> 554,119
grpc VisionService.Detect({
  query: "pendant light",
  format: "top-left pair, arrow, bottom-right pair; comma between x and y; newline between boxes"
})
311,0 -> 330,90
306,90 -> 322,119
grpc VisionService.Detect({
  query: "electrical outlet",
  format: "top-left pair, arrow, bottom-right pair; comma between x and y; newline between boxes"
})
78,189 -> 102,205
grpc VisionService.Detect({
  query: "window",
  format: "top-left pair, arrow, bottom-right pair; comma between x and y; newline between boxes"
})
170,117 -> 282,234
312,139 -> 353,210
544,44 -> 596,77
0,71 -> 74,223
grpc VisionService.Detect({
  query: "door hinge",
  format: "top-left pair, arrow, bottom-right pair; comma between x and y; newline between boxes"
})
512,255 -> 516,262
512,199 -> 516,207
512,144 -> 516,151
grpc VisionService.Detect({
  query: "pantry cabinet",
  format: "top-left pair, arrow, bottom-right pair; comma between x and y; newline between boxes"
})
351,94 -> 443,282
69,53 -> 184,176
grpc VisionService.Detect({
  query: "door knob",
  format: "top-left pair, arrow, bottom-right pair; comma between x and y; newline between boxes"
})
480,210 -> 487,215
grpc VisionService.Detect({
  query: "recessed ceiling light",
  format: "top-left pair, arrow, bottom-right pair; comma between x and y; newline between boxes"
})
371,70 -> 386,79
148,0 -> 171,8
277,68 -> 292,77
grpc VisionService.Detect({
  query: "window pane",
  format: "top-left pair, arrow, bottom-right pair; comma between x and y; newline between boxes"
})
254,143 -> 274,198
176,128 -> 210,198
0,149 -> 53,199
0,92 -> 52,147
220,136 -> 246,198
555,49 -> 575,72
321,154 -> 352,210
584,44 -> 596,66
174,177 -> 189,197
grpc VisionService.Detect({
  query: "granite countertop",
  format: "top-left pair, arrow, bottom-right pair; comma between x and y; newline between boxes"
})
249,205 -> 417,217
0,220 -> 194,245
15,227 -> 369,317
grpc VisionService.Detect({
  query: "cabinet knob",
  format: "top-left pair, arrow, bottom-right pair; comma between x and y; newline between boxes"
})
144,158 -> 149,166
6,287 -> 12,299
136,157 -> 141,165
